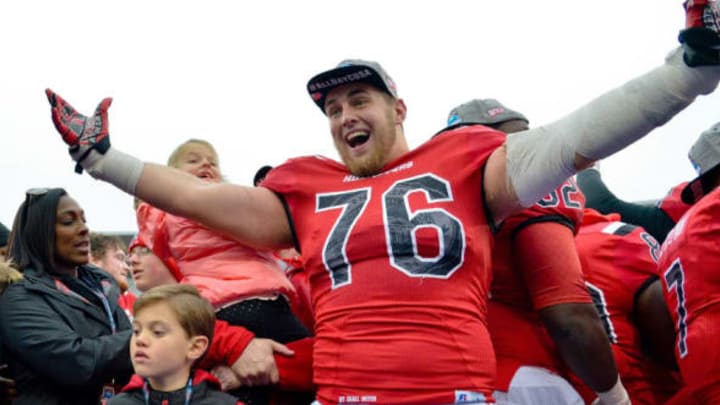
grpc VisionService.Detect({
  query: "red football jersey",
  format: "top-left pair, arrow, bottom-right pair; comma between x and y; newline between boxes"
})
488,178 -> 589,394
658,186 -> 720,401
657,182 -> 691,224
263,126 -> 505,405
487,300 -> 563,391
578,209 -> 681,404
491,177 -> 588,311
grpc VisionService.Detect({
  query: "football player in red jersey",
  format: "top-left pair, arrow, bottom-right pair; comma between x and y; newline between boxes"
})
448,99 -> 619,405
576,167 -> 691,243
658,122 -> 720,404
576,208 -> 682,404
45,6 -> 720,402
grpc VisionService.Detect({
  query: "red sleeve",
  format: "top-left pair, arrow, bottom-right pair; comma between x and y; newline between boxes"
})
658,182 -> 692,223
199,320 -> 255,368
117,291 -> 137,318
513,221 -> 591,309
275,337 -> 315,391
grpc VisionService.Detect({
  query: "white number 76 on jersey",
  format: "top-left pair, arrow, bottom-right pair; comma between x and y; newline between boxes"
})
316,174 -> 466,289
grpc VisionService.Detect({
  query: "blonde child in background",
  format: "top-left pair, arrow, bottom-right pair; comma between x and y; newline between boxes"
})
135,140 -> 313,404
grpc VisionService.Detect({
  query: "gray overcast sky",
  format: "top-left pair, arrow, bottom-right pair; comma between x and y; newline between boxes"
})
1,1 -> 718,232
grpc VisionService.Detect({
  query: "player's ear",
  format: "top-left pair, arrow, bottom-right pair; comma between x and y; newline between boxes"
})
393,98 -> 407,124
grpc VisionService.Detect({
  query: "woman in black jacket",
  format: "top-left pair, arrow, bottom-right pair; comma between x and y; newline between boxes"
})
0,187 -> 133,405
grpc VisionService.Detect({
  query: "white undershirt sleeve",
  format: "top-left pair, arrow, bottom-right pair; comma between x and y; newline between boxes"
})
506,47 -> 720,207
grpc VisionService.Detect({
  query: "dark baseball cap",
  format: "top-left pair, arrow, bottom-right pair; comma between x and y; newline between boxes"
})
681,122 -> 720,204
447,98 -> 528,127
307,59 -> 398,113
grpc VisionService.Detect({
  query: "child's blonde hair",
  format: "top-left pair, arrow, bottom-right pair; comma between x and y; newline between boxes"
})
133,284 -> 215,354
166,139 -> 219,169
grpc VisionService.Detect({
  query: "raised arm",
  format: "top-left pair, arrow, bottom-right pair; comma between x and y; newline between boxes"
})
484,1 -> 720,223
577,168 -> 677,242
45,90 -> 293,250
135,164 -> 293,250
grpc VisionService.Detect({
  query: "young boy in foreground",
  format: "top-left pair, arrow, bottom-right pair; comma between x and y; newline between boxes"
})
109,284 -> 243,405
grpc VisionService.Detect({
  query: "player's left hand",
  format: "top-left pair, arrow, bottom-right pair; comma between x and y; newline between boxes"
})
680,0 -> 720,66
45,89 -> 112,173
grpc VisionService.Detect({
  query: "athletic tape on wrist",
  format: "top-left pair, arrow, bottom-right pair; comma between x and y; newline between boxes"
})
596,376 -> 629,405
78,148 -> 144,195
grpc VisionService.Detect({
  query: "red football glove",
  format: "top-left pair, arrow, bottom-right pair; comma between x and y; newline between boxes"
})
680,0 -> 720,66
45,89 -> 112,173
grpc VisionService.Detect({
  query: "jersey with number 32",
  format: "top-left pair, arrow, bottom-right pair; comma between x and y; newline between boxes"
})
263,126 -> 505,405
491,177 -> 587,311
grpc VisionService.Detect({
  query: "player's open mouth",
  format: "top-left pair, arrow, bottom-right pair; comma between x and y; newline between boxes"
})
346,131 -> 370,148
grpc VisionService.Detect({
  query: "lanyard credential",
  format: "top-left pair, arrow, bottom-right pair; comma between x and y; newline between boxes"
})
142,377 -> 193,405
79,276 -> 117,333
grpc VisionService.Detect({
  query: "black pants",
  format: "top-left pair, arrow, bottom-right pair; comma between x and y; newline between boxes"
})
216,298 -> 313,405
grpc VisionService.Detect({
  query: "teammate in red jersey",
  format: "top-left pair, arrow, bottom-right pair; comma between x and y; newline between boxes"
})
45,6 -> 720,402
576,167 -> 691,243
576,208 -> 682,404
658,122 -> 720,404
657,181 -> 691,224
448,99 -> 617,405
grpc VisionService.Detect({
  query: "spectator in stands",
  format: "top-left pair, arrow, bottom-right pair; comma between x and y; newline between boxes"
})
141,140 -> 307,339
131,139 -> 310,404
0,187 -> 133,404
108,284 -> 242,405
127,234 -> 315,402
0,261 -> 22,405
91,232 -> 136,315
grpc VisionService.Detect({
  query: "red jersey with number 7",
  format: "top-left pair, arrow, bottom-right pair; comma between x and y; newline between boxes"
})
262,126 -> 505,405
658,186 -> 720,403
577,209 -> 680,404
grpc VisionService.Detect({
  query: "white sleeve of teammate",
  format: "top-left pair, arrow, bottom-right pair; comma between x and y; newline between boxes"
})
506,47 -> 720,207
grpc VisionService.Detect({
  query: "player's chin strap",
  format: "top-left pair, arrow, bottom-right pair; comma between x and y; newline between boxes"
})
505,46 -> 720,207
